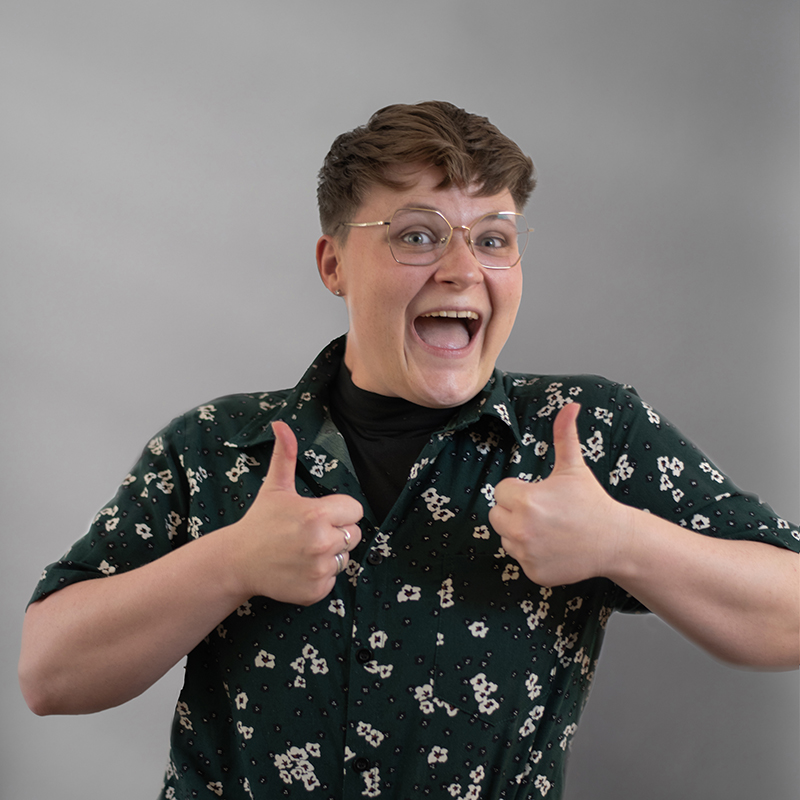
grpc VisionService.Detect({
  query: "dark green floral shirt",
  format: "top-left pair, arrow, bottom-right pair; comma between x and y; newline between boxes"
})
31,336 -> 799,800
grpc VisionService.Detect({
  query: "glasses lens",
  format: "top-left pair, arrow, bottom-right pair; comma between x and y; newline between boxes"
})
470,213 -> 529,268
387,209 -> 451,266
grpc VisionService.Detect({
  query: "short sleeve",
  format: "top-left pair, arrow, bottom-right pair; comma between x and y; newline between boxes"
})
600,384 -> 799,549
28,414 -> 192,606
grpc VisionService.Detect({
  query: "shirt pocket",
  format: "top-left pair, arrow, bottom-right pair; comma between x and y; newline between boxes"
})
431,553 -> 560,726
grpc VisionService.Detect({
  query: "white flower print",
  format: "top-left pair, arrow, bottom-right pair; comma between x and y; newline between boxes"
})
98,560 -> 116,576
421,487 -> 456,522
185,465 -> 208,496
525,672 -> 542,700
94,505 -> 118,525
226,453 -> 260,483
609,454 -> 634,486
363,660 -> 393,679
397,584 -> 421,602
566,597 -> 583,612
362,766 -> 381,798
473,525 -> 491,539
147,436 -> 164,455
428,745 -> 449,765
303,449 -> 339,478
691,514 -> 710,531
493,403 -> 511,426
501,563 -> 520,582
328,599 -> 346,617
356,721 -> 386,748
438,577 -> 454,608
235,691 -> 248,710
408,457 -> 430,480
368,631 -> 388,649
469,430 -> 500,455
580,430 -> 605,463
559,722 -> 578,751
657,456 -> 684,477
166,511 -> 183,540
290,644 -> 328,679
468,621 -> 489,638
255,650 -> 275,668
236,600 -> 252,616
135,523 -> 152,540
642,402 -> 660,425
470,673 -> 499,715
412,681 -> 458,717
274,743 -> 322,789
197,404 -> 216,421
699,461 -> 724,483
518,704 -> 545,737
536,383 -> 579,418
534,774 -> 552,796
206,781 -> 223,796
593,407 -> 613,426
480,483 -> 496,508
142,469 -> 174,495
187,516 -> 204,539
176,701 -> 194,732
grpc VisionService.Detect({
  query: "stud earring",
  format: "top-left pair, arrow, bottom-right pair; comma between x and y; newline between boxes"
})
334,289 -> 343,297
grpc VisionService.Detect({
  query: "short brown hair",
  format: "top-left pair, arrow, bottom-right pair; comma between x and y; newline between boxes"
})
317,101 -> 536,235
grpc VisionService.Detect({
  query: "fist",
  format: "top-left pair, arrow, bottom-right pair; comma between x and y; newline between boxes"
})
227,420 -> 363,605
489,403 -> 624,587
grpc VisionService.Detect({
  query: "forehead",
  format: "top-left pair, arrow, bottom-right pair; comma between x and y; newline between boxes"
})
355,164 -> 515,222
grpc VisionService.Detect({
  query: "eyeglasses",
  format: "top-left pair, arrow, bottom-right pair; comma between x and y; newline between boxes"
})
339,207 -> 532,269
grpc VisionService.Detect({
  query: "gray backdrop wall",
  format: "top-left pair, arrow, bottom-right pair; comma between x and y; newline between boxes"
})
2,1 -> 797,798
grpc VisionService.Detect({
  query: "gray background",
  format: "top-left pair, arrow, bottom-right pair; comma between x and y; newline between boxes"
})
2,1 -> 798,798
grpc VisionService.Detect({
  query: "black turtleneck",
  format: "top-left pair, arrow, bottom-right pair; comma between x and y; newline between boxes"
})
329,366 -> 456,523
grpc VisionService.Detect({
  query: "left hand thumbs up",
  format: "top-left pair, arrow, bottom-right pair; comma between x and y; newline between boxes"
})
490,403 -> 624,587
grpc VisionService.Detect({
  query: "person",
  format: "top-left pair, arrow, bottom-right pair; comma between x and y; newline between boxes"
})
19,101 -> 799,799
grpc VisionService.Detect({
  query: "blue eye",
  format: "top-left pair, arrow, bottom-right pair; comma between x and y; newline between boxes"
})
398,229 -> 437,247
475,235 -> 507,250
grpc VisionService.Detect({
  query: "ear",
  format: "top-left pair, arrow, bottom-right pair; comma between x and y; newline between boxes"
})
316,234 -> 346,296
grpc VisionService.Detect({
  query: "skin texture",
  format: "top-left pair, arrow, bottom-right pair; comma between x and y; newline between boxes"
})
315,165 -> 523,408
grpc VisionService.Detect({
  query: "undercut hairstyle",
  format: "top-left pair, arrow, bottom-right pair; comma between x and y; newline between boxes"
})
317,101 -> 536,236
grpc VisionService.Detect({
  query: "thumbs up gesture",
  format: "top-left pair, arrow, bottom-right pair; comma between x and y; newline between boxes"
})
489,403 -> 626,588
224,421 -> 363,606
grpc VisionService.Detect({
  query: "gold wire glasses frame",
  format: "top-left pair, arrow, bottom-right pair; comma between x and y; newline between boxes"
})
339,207 -> 533,269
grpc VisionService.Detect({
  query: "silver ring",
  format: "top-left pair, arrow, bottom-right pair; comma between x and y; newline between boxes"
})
334,551 -> 347,575
339,526 -> 352,549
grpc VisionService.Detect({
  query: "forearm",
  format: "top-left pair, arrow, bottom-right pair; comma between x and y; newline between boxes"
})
607,505 -> 800,669
19,526 -> 248,716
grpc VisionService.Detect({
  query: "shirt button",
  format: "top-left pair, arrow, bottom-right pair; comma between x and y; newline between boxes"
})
366,550 -> 383,565
355,648 -> 373,664
352,756 -> 372,772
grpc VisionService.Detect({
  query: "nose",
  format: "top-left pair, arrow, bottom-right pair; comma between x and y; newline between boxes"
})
433,228 -> 484,288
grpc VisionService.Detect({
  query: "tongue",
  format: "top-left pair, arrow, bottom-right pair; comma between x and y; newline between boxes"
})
415,317 -> 471,350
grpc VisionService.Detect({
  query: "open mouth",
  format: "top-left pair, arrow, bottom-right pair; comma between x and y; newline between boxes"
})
413,310 -> 480,350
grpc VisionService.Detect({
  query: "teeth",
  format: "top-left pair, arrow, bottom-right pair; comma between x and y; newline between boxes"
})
421,310 -> 479,320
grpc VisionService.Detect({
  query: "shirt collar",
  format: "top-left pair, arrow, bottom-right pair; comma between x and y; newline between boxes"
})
227,335 -> 523,449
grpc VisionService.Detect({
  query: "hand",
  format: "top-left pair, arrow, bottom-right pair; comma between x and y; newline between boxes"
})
225,420 -> 363,605
489,403 -> 630,587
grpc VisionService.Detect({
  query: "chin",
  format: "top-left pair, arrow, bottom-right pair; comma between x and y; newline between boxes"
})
409,374 -> 485,409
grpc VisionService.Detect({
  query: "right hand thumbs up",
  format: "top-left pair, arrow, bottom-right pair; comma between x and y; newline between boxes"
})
262,420 -> 301,493
224,421 -> 363,606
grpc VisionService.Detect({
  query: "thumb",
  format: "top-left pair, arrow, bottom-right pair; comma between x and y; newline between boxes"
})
552,402 -> 585,473
263,420 -> 299,493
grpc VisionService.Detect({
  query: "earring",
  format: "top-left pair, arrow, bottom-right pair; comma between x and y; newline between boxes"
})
334,289 -> 343,297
